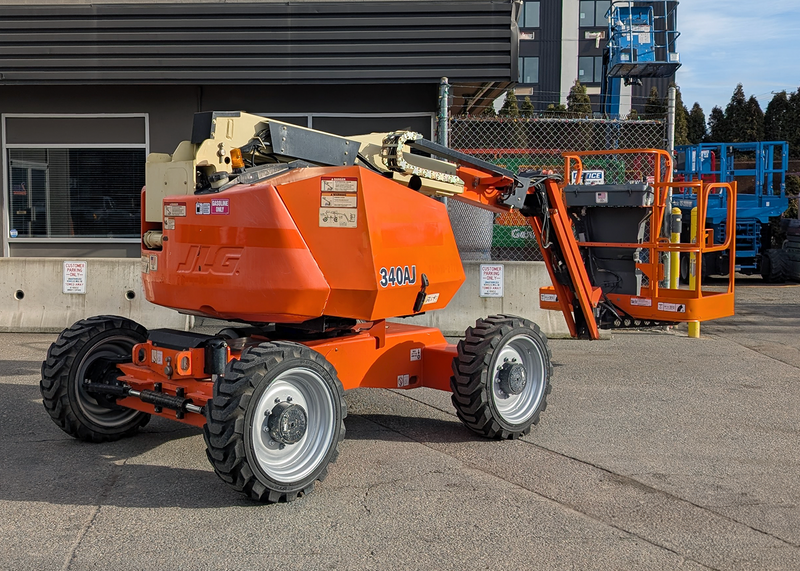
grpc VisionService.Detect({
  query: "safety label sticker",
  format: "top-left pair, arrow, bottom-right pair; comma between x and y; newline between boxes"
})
658,302 -> 686,313
164,202 -> 186,217
211,198 -> 230,215
410,348 -> 421,362
164,218 -> 175,231
141,254 -> 150,274
423,293 -> 440,305
151,349 -> 163,365
540,293 -> 558,303
321,193 -> 357,208
321,177 -> 357,193
149,254 -> 158,272
631,297 -> 652,307
196,202 -> 211,215
319,208 -> 357,228
397,374 -> 410,388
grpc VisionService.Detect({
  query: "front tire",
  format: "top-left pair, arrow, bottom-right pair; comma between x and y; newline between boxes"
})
204,342 -> 346,503
451,315 -> 552,439
40,315 -> 150,442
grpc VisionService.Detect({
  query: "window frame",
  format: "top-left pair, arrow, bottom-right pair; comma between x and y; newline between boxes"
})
520,1 -> 541,29
518,56 -> 540,85
578,55 -> 604,84
2,113 -> 149,256
579,0 -> 611,28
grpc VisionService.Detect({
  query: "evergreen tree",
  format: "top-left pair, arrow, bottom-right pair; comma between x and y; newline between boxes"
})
644,86 -> 666,118
723,84 -> 752,142
520,96 -> 536,118
566,80 -> 592,118
498,89 -> 520,117
545,102 -> 568,117
764,90 -> 791,141
687,103 -> 707,144
482,103 -> 497,117
673,86 -> 689,145
707,106 -> 728,142
788,88 -> 800,158
626,109 -> 640,120
742,95 -> 765,141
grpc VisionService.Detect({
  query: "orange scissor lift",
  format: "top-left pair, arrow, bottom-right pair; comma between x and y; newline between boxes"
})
40,113 -> 736,503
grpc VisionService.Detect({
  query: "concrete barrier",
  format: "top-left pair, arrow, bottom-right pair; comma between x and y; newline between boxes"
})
0,258 -> 568,337
0,258 -> 186,332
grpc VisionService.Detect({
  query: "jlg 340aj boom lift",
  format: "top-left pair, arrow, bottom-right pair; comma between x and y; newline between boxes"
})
41,112 -> 736,502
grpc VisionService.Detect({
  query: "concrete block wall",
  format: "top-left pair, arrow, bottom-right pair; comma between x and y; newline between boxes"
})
0,259 -> 569,337
0,258 -> 186,332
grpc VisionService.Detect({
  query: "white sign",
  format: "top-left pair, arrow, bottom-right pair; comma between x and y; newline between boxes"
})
583,170 -> 605,185
63,261 -> 87,294
480,264 -> 504,298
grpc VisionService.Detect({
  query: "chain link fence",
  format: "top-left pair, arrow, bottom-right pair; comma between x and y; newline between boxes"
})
447,116 -> 668,261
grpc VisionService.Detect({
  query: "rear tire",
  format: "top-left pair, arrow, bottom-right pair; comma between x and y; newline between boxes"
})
451,315 -> 552,439
204,342 -> 346,502
40,315 -> 150,442
761,249 -> 787,283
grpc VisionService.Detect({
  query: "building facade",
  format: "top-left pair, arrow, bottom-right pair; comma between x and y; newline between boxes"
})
0,0 -> 520,259
516,0 -> 673,114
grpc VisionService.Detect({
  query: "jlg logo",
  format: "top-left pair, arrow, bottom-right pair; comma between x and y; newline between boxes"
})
177,246 -> 243,275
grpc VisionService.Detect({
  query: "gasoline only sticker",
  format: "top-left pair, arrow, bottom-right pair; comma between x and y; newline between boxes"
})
211,198 -> 230,215
658,302 -> 686,313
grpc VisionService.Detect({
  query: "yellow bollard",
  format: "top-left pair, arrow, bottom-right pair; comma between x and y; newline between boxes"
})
670,207 -> 681,290
688,206 -> 700,338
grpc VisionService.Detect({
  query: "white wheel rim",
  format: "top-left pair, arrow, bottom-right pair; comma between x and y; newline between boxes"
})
490,333 -> 547,425
250,367 -> 336,484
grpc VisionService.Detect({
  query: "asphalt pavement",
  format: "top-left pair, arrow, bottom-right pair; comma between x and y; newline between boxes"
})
1,277 -> 798,570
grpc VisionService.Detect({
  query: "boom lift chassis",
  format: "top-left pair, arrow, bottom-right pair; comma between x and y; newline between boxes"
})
41,112 -> 735,502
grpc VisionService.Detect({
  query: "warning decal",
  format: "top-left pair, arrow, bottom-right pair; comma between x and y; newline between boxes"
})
658,302 -> 686,313
319,208 -> 357,228
630,297 -> 652,307
320,177 -> 358,226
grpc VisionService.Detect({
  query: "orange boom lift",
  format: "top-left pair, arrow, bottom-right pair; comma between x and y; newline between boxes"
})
41,112 -> 735,502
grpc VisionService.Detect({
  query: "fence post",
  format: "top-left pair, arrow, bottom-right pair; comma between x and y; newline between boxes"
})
438,77 -> 449,147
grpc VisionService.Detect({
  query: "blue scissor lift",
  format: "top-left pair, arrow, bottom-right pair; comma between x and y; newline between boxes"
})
601,1 -> 681,116
673,141 -> 789,277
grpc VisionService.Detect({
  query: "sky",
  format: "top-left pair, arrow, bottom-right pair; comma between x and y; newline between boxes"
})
675,0 -> 800,116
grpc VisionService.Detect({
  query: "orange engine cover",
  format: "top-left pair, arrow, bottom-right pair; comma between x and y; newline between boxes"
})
142,166 -> 465,323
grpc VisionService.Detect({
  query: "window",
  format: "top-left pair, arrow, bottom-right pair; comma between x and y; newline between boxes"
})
520,1 -> 540,28
4,115 -> 147,241
578,56 -> 604,83
579,1 -> 610,27
518,57 -> 539,84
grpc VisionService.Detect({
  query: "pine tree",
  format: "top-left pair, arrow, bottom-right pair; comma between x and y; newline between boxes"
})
499,89 -> 520,117
644,86 -> 666,118
764,91 -> 791,141
520,96 -> 536,118
545,102 -> 568,117
742,95 -> 765,141
724,84 -> 752,142
673,86 -> 689,145
687,103 -> 706,144
566,80 -> 592,118
707,106 -> 728,142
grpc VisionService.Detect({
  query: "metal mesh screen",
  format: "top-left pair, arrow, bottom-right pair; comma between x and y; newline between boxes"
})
447,116 -> 667,261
